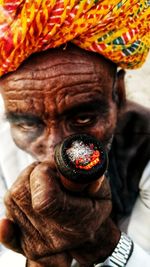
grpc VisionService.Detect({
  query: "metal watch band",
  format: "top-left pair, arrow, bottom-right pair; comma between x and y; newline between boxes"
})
94,232 -> 134,267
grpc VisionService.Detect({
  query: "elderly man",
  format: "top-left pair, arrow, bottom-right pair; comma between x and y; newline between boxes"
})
0,1 -> 150,267
0,44 -> 150,266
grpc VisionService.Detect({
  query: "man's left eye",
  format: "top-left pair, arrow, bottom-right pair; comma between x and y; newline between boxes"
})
72,115 -> 96,127
75,116 -> 91,124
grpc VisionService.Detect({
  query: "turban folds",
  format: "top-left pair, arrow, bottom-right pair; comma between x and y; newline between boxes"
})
0,0 -> 150,76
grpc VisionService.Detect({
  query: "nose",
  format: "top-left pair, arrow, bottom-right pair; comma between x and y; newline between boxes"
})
44,130 -> 63,169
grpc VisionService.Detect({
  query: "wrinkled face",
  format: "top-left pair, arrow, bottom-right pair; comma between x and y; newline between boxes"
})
0,46 -> 120,168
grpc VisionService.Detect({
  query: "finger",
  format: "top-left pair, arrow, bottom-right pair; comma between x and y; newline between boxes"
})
30,162 -> 111,229
10,162 -> 39,198
30,162 -> 111,214
30,162 -> 61,213
10,161 -> 111,253
87,175 -> 105,195
9,162 -> 75,253
0,218 -> 22,253
8,162 -> 74,253
4,178 -> 51,259
86,175 -> 112,200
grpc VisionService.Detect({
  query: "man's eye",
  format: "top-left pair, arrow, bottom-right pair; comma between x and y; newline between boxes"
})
75,116 -> 91,124
72,115 -> 96,127
15,122 -> 39,131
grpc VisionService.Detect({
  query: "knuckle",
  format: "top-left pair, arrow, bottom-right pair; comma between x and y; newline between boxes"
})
8,162 -> 38,199
32,162 -> 50,175
4,191 -> 12,206
30,164 -> 62,215
19,162 -> 39,178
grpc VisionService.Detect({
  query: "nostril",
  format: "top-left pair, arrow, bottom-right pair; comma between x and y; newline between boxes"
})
36,143 -> 45,154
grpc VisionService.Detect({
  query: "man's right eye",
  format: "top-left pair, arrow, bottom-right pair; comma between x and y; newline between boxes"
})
14,122 -> 42,132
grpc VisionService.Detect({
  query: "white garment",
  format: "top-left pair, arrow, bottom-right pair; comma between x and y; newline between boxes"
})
0,120 -> 150,266
127,242 -> 150,267
128,161 -> 150,253
0,251 -> 26,267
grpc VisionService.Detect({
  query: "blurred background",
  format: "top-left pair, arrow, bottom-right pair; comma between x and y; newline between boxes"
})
125,53 -> 150,109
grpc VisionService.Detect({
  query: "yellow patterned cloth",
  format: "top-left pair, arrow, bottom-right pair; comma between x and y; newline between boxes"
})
0,0 -> 150,76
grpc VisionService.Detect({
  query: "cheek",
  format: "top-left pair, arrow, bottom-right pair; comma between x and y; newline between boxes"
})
89,106 -> 117,147
10,127 -> 47,160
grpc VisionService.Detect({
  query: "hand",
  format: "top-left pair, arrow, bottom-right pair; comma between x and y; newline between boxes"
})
0,162 -> 72,267
0,161 -> 118,266
71,218 -> 120,267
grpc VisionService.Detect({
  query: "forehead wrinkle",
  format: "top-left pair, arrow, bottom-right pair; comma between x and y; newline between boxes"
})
0,52 -> 113,92
54,76 -> 113,105
21,61 -> 94,76
4,90 -> 44,99
4,97 -> 45,116
55,89 -> 105,114
11,46 -> 111,75
2,71 -> 101,93
1,60 -> 97,86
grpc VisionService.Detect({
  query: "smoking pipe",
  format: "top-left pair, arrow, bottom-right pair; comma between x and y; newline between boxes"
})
54,134 -> 108,192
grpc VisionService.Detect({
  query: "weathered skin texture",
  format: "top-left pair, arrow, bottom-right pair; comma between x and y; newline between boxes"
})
0,45 -> 125,266
0,46 -> 120,161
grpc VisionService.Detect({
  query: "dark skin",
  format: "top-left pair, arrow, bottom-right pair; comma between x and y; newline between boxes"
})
0,45 -> 126,266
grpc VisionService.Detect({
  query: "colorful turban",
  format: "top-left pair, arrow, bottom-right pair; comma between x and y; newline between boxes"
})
0,0 -> 150,76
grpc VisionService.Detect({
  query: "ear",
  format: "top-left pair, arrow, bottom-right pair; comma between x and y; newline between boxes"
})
112,69 -> 126,109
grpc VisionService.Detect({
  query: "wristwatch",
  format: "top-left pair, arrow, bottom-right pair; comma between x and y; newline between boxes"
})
94,232 -> 134,267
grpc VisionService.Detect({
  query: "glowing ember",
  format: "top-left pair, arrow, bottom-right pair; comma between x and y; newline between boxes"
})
66,140 -> 101,170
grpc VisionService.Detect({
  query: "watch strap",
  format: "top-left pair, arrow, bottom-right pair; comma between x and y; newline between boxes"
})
94,232 -> 134,267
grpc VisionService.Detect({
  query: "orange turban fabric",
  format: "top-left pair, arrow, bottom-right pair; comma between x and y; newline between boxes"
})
0,0 -> 150,76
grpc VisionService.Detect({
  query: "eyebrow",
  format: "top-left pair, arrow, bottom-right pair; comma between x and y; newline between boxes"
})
5,112 -> 43,124
62,99 -> 109,117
